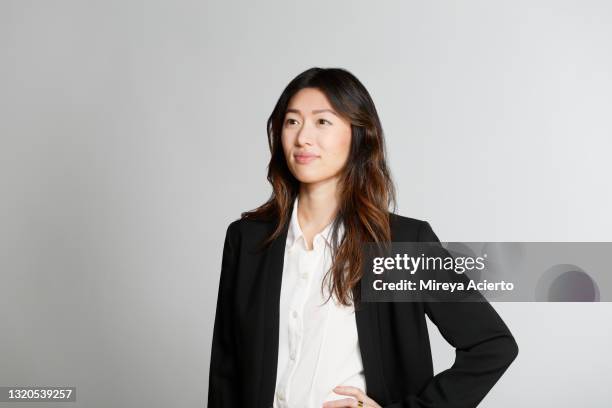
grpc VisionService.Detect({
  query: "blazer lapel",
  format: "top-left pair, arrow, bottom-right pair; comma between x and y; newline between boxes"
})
354,284 -> 390,405
259,220 -> 289,407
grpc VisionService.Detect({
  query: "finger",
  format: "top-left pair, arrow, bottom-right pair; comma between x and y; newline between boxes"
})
333,386 -> 367,400
322,397 -> 358,408
333,386 -> 378,408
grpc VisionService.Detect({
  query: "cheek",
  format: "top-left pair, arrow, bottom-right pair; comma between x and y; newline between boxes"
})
323,130 -> 352,161
281,132 -> 293,157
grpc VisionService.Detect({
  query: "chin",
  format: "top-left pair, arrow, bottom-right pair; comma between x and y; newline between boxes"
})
290,164 -> 340,185
294,175 -> 323,184
293,172 -> 337,185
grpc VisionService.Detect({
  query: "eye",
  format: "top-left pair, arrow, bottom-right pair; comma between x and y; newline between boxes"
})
318,118 -> 332,125
285,118 -> 299,126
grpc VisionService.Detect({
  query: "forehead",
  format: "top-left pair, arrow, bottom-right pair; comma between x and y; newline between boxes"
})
286,87 -> 332,110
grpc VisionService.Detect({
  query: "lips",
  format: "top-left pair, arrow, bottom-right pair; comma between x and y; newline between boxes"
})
294,152 -> 319,164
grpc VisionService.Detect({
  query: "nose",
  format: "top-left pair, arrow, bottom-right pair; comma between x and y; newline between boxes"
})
296,121 -> 314,146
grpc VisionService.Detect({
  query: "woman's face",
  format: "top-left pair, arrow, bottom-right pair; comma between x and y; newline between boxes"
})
281,87 -> 352,186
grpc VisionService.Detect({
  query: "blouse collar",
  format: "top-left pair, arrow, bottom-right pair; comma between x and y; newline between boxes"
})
286,196 -> 344,252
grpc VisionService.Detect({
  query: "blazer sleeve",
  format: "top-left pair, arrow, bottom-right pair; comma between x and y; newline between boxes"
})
387,221 -> 519,408
207,221 -> 241,407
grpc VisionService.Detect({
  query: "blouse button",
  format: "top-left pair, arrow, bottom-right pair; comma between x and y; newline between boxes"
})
300,272 -> 308,279
292,310 -> 298,319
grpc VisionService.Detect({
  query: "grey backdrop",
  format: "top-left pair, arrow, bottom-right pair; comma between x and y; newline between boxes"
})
1,1 -> 611,407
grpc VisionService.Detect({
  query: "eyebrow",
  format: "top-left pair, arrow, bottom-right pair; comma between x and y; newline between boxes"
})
285,108 -> 339,117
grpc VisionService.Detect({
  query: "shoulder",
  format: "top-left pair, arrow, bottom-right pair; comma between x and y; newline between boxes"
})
223,216 -> 276,246
389,212 -> 440,242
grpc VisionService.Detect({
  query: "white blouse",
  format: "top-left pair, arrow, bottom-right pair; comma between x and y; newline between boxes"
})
273,197 -> 366,408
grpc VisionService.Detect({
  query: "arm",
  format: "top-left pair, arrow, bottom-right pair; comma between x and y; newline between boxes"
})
387,221 -> 519,408
207,221 -> 241,407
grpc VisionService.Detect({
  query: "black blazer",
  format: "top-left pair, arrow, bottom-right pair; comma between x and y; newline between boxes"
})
208,212 -> 518,408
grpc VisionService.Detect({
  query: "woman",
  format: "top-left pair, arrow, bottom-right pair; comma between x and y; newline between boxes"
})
208,67 -> 518,408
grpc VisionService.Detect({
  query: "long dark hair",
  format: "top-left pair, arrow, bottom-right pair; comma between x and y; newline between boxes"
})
242,67 -> 396,306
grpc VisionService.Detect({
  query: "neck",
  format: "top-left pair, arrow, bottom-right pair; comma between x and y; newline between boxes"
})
297,176 -> 340,231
